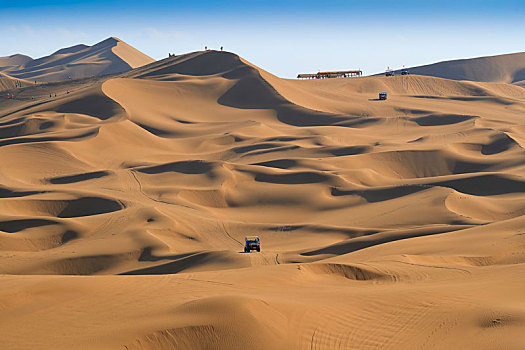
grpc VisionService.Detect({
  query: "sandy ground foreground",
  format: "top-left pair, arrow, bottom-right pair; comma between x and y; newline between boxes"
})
1,51 -> 525,349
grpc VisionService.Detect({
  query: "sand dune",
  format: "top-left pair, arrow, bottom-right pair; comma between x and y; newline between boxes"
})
1,50 -> 525,349
0,54 -> 32,69
0,37 -> 154,83
398,51 -> 525,84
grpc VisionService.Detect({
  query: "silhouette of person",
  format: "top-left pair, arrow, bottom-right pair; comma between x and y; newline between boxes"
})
205,46 -> 207,50
221,46 -> 223,51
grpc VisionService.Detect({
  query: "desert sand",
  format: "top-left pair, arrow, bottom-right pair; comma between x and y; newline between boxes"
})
1,49 -> 525,349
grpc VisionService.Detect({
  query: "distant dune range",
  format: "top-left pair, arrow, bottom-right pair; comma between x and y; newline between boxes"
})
398,51 -> 525,84
0,37 -> 154,83
1,43 -> 525,349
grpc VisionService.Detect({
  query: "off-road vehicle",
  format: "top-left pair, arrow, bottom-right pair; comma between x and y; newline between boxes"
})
244,236 -> 260,252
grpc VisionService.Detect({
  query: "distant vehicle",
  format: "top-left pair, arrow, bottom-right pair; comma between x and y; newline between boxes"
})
401,68 -> 409,75
385,69 -> 394,77
379,92 -> 388,100
244,236 -> 261,252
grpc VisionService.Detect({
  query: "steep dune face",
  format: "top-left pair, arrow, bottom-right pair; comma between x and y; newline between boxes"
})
0,37 -> 154,82
401,51 -> 525,84
1,50 -> 525,349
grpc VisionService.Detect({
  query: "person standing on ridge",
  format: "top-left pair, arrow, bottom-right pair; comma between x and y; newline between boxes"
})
221,46 -> 223,51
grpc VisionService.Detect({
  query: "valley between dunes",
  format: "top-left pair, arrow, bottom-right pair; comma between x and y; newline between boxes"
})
1,51 -> 525,349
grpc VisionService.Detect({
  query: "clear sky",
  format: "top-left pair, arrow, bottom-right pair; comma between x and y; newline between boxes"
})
1,0 -> 524,77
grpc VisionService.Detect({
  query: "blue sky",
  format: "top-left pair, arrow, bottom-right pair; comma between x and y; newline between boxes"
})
1,1 -> 524,77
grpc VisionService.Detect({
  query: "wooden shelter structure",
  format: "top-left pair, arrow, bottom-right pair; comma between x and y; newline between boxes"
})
297,70 -> 362,79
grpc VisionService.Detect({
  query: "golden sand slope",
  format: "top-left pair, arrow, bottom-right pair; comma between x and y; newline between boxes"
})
0,37 -> 154,83
1,50 -> 525,349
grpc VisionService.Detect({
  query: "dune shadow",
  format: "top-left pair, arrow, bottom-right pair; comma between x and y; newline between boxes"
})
136,160 -> 214,175
252,159 -> 299,169
121,251 -> 235,275
0,218 -> 58,233
0,117 -> 26,127
57,197 -> 124,218
239,145 -> 300,157
0,187 -> 44,198
413,114 -> 476,126
337,117 -> 381,128
61,230 -> 79,244
0,127 -> 99,147
395,107 -> 430,115
55,91 -> 126,120
481,134 -> 519,155
138,247 -> 196,262
326,145 -> 370,156
0,123 -> 25,139
302,225 -> 469,257
331,185 -> 426,203
49,170 -> 111,184
134,122 -> 175,137
233,143 -> 282,154
236,169 -> 330,184
429,174 -> 525,196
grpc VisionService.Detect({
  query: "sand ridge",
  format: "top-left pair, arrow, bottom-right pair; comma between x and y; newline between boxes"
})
0,50 -> 525,349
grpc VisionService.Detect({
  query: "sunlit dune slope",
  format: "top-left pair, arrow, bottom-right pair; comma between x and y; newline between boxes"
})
1,50 -> 525,349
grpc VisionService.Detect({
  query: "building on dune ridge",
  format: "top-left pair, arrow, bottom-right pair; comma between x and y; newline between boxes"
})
297,70 -> 362,79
